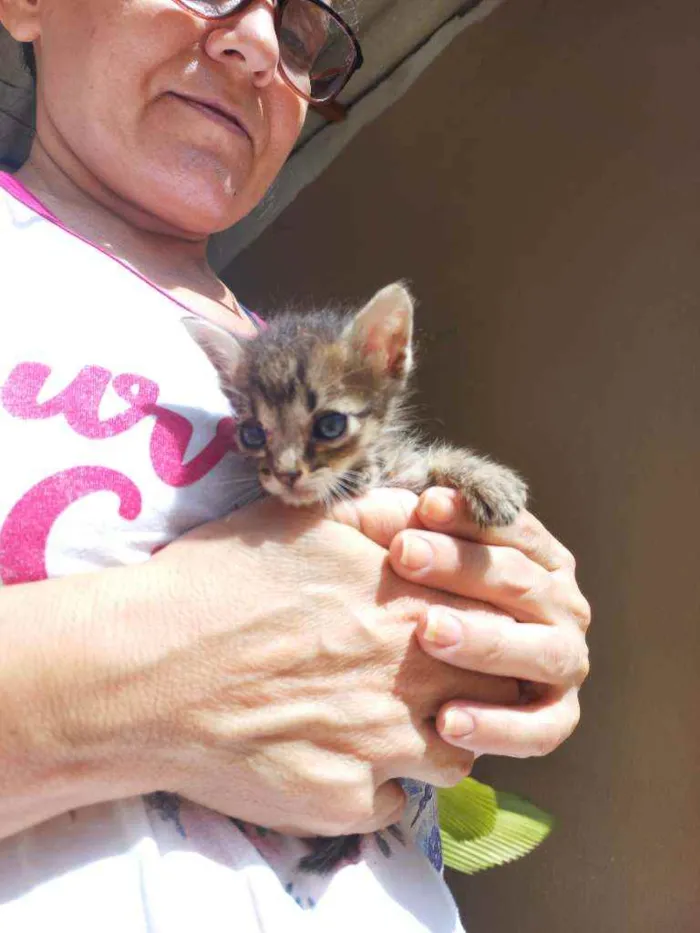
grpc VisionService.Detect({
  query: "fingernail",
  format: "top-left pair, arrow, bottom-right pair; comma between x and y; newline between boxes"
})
398,534 -> 434,572
420,489 -> 457,524
424,608 -> 462,648
443,709 -> 476,738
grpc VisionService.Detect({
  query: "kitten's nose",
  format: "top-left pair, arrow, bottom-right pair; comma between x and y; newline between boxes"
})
276,470 -> 302,489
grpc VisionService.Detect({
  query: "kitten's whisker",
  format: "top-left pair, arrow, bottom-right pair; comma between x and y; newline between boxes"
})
339,470 -> 364,491
201,480 -> 263,503
330,475 -> 361,506
230,491 -> 265,512
203,474 -> 261,492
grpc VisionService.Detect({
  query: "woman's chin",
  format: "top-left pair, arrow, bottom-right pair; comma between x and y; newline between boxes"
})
131,158 -> 262,237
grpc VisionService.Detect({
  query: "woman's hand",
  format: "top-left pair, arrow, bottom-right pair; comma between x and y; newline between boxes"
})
332,486 -> 590,760
132,496 -> 532,837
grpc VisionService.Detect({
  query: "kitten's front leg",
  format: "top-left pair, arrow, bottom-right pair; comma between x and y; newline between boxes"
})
383,441 -> 528,527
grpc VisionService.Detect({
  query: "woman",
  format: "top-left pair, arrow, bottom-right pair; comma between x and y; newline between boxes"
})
0,0 -> 590,930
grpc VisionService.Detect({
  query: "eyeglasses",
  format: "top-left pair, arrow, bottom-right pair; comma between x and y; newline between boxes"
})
172,0 -> 363,105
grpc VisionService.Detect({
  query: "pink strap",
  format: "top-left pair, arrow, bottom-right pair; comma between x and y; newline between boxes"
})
0,171 -> 54,218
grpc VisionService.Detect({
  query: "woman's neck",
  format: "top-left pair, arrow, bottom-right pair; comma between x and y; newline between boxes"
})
17,142 -> 209,269
15,142 -> 252,332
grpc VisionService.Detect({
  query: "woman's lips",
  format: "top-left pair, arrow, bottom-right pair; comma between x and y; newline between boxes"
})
170,93 -> 251,141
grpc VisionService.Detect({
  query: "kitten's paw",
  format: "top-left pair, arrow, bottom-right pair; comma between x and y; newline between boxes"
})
458,464 -> 528,527
417,446 -> 528,527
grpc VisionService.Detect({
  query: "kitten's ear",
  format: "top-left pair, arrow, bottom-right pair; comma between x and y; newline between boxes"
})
182,316 -> 247,390
344,282 -> 415,381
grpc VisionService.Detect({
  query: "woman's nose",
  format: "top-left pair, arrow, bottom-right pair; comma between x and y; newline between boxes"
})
204,2 -> 280,87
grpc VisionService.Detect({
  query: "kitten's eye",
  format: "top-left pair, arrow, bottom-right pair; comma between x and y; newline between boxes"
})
313,412 -> 348,441
238,420 -> 267,450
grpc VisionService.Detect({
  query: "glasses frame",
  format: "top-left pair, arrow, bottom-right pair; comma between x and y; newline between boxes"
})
170,0 -> 364,107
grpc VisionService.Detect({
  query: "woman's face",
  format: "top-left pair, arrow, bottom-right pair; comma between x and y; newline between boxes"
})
4,0 -> 308,236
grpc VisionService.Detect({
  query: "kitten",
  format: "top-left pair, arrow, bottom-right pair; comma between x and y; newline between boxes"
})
187,282 -> 527,525
185,281 -> 527,873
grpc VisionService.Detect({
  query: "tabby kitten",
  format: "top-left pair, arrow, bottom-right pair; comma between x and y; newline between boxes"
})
188,282 -> 527,524
186,282 -> 527,873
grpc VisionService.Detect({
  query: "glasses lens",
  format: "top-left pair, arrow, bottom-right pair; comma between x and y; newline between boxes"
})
279,0 -> 358,103
176,0 -> 245,14
175,0 -> 247,15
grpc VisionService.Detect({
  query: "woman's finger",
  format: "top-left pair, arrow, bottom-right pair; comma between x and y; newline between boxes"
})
417,488 -> 577,573
416,606 -> 590,686
330,487 -> 422,548
386,730 -> 477,789
389,529 -> 570,625
278,778 -> 408,837
348,780 -> 409,834
436,687 -> 581,759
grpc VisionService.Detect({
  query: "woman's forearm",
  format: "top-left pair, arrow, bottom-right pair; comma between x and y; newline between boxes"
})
0,564 -> 169,840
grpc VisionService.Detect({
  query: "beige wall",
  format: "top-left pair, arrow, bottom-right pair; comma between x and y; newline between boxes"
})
224,0 -> 700,929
